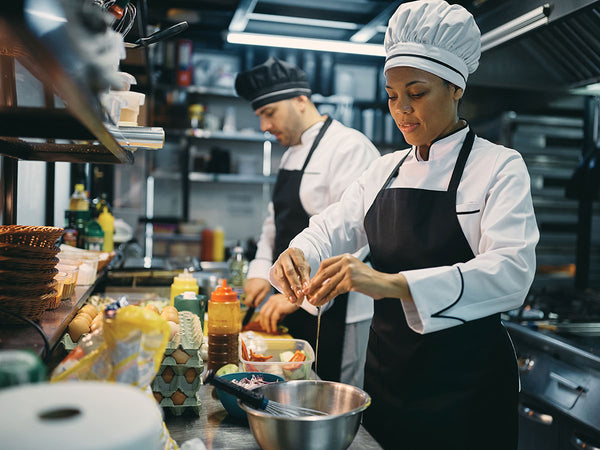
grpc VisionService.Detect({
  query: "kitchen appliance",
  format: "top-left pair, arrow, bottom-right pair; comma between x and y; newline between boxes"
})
504,287 -> 600,449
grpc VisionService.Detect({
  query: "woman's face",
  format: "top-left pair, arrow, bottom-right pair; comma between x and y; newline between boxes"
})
385,66 -> 463,148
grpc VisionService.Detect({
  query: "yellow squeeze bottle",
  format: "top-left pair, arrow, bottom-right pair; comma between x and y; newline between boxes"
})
97,207 -> 114,252
170,269 -> 199,305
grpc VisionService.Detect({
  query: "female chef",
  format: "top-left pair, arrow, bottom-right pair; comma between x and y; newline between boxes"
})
269,1 -> 539,449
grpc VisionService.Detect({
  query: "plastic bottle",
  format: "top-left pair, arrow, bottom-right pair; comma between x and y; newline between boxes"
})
200,228 -> 213,262
63,211 -> 78,247
207,280 -> 240,372
170,268 -> 199,305
212,227 -> 225,262
97,207 -> 114,252
84,219 -> 104,251
228,242 -> 248,299
69,184 -> 89,211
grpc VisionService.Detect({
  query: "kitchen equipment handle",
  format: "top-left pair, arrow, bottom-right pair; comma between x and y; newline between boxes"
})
133,22 -> 189,48
550,371 -> 587,393
518,404 -> 554,425
203,370 -> 266,410
571,434 -> 600,450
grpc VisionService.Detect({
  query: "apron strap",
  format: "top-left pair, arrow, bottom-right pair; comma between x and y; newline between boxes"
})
382,149 -> 411,190
447,128 -> 475,192
301,116 -> 333,171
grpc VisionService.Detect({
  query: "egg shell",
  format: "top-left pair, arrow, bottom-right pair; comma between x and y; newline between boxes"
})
171,348 -> 191,364
161,306 -> 179,324
76,311 -> 93,326
144,304 -> 160,315
171,390 -> 187,405
68,317 -> 89,342
161,366 -> 175,383
80,304 -> 98,319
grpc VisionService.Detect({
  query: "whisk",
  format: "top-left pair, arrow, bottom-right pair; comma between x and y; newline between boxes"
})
204,371 -> 328,417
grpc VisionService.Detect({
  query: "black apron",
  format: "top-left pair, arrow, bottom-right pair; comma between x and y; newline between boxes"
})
362,128 -> 518,450
272,116 -> 348,383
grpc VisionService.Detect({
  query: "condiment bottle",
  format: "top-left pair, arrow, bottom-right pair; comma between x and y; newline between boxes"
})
212,227 -> 225,262
69,183 -> 89,211
170,268 -> 199,305
84,218 -> 104,251
97,207 -> 114,252
228,242 -> 248,299
207,280 -> 240,372
200,228 -> 213,261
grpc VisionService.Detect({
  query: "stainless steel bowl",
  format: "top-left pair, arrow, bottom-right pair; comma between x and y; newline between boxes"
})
239,380 -> 371,450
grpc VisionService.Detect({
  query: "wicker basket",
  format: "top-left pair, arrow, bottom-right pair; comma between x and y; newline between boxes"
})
0,290 -> 56,324
0,226 -> 64,249
0,268 -> 58,284
0,242 -> 61,258
1,279 -> 57,296
0,255 -> 59,271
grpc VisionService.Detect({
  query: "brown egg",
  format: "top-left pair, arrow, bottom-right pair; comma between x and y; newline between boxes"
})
153,392 -> 163,404
80,304 -> 98,319
90,314 -> 103,332
68,316 -> 89,342
76,311 -> 93,326
144,304 -> 160,315
184,367 -> 197,384
161,306 -> 179,324
171,390 -> 187,405
172,348 -> 191,364
167,321 -> 180,340
161,366 -> 175,383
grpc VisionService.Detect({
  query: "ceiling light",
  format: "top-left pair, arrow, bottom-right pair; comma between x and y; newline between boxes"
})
480,4 -> 550,52
226,31 -> 385,57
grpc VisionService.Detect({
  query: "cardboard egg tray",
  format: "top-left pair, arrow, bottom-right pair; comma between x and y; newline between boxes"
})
154,392 -> 202,417
152,311 -> 204,416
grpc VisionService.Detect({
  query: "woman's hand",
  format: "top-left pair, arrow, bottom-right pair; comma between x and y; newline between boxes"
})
257,294 -> 300,334
244,277 -> 272,308
305,253 -> 413,307
271,248 -> 312,304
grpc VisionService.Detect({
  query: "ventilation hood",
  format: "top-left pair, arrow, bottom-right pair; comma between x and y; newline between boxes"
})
470,0 -> 600,91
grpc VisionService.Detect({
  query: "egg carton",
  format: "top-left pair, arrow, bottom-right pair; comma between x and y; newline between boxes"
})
155,392 -> 202,417
167,311 -> 203,350
152,367 -> 203,398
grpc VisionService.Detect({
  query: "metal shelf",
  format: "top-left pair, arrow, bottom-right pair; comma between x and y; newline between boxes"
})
168,128 -> 275,142
188,172 -> 276,184
0,5 -> 135,164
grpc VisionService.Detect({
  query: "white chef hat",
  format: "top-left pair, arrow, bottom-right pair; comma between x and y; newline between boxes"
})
384,0 -> 481,90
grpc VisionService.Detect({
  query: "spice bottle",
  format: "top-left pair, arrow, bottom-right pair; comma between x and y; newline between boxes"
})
207,280 -> 240,372
170,268 -> 199,305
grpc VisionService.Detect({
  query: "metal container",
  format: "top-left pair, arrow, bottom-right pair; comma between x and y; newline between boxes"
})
239,380 -> 371,450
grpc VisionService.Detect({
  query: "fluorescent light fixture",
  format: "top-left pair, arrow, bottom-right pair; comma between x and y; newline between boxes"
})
226,31 -> 385,57
480,4 -> 550,52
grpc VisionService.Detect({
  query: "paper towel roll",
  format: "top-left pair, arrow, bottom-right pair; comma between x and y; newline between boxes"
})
0,382 -> 164,449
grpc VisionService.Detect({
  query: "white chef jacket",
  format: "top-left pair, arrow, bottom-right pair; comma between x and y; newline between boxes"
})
271,126 -> 540,334
248,118 -> 380,324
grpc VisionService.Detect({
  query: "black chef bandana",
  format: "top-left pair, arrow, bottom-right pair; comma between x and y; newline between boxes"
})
235,57 -> 312,111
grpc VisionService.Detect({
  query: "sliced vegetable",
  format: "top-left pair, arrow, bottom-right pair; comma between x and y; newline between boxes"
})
248,349 -> 273,362
282,350 -> 306,370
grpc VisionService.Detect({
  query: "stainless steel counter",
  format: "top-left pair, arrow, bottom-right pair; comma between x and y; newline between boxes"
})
164,383 -> 382,449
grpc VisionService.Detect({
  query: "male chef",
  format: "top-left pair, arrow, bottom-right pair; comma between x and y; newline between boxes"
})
235,57 -> 379,387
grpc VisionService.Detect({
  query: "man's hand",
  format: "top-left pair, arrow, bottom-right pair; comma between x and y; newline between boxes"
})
244,278 -> 272,308
258,294 -> 300,334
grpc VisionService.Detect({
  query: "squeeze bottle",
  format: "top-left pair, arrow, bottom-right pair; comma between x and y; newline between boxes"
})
97,207 -> 114,252
207,280 -> 240,372
170,268 -> 199,305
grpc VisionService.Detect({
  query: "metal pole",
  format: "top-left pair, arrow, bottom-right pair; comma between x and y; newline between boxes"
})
574,96 -> 598,290
0,54 -> 18,225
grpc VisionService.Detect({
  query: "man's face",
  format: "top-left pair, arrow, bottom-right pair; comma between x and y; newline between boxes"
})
255,98 -> 304,147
